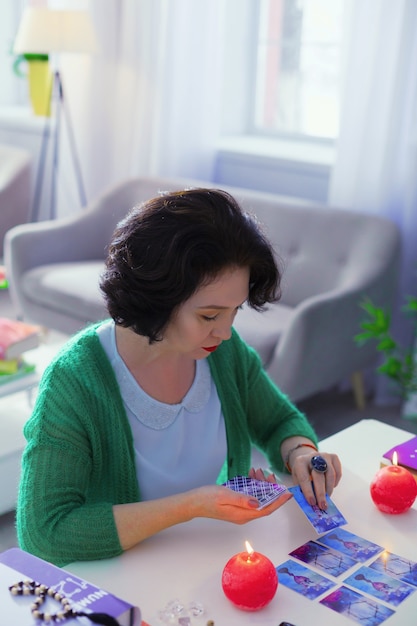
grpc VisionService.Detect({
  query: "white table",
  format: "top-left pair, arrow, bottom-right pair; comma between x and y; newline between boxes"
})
68,419 -> 417,625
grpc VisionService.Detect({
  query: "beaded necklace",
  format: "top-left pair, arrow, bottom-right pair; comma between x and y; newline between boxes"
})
9,579 -> 121,625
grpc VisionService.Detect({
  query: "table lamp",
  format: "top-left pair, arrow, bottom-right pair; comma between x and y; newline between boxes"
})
13,7 -> 98,220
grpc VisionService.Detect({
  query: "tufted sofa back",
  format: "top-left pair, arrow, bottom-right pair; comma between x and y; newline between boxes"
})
231,190 -> 397,309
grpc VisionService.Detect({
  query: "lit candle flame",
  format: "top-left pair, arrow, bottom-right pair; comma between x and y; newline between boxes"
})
392,451 -> 398,466
245,540 -> 254,555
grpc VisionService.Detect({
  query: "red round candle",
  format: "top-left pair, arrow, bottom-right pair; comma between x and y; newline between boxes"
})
222,542 -> 278,611
370,458 -> 417,514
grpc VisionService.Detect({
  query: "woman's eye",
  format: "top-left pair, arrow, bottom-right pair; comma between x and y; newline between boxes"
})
202,315 -> 218,322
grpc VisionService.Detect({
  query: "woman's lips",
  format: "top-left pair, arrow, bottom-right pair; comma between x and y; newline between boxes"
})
202,345 -> 218,353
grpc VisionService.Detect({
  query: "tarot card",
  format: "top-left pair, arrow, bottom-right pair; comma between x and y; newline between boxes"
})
318,528 -> 384,562
222,476 -> 289,510
288,485 -> 347,533
276,558 -> 336,599
370,551 -> 417,588
320,585 -> 395,625
344,565 -> 416,607
290,540 -> 356,577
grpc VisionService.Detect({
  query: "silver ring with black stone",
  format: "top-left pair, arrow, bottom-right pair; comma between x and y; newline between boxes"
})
310,455 -> 328,474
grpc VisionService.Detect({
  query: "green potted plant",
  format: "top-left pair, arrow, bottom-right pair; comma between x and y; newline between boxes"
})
355,296 -> 417,413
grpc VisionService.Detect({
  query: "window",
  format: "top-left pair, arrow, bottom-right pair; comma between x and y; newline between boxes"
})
0,1 -> 27,107
253,0 -> 345,140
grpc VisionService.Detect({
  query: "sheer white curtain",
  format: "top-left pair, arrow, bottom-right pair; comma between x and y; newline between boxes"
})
60,0 -> 225,210
329,0 -> 417,401
0,0 -> 27,107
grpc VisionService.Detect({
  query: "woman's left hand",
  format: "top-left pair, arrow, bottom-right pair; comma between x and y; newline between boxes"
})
249,452 -> 342,511
289,449 -> 342,510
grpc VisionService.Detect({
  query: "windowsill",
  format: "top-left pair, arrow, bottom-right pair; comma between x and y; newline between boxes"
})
0,105 -> 55,134
214,135 -> 333,202
217,135 -> 335,167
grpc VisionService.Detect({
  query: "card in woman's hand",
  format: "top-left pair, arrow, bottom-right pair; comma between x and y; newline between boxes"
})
288,485 -> 347,533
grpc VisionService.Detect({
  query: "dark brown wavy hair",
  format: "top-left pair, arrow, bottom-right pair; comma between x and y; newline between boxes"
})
100,188 -> 282,342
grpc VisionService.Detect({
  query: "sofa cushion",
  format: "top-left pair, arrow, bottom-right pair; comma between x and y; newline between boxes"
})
234,303 -> 294,367
22,261 -> 106,324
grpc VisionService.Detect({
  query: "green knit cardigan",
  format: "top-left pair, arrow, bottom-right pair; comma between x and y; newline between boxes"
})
17,323 -> 317,566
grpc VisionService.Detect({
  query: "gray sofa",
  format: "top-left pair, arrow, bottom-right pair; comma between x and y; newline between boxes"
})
0,143 -> 31,258
4,175 -> 401,403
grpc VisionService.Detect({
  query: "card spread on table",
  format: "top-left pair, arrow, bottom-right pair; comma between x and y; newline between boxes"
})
318,528 -> 384,562
276,559 -> 336,599
344,564 -> 416,607
288,485 -> 347,533
319,585 -> 395,625
370,551 -> 417,588
222,476 -> 288,510
289,540 -> 356,577
275,529 -> 417,624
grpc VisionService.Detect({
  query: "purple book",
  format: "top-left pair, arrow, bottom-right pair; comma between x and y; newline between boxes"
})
383,435 -> 417,471
0,547 -> 141,625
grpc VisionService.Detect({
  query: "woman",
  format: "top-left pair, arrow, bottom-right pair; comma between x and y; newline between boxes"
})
17,188 -> 341,566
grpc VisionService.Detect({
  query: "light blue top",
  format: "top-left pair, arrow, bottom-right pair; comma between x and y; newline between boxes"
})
97,321 -> 227,500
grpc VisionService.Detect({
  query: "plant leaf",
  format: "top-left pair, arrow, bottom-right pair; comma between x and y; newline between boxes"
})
378,357 -> 403,377
376,337 -> 397,352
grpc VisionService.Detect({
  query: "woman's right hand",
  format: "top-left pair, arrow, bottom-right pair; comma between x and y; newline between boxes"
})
114,480 -> 292,551
189,483 -> 292,524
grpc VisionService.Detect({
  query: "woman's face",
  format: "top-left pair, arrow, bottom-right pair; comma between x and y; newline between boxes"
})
162,266 -> 250,359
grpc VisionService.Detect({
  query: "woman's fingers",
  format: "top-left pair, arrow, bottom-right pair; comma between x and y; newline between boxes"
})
292,452 -> 342,509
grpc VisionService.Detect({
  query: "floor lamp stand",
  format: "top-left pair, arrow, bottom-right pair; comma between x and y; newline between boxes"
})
31,70 -> 87,222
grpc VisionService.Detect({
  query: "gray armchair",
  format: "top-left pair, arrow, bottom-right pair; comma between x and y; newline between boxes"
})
0,144 -> 31,258
4,176 -> 401,404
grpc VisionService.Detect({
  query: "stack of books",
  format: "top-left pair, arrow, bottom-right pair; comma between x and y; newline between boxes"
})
0,317 -> 43,394
381,435 -> 417,483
